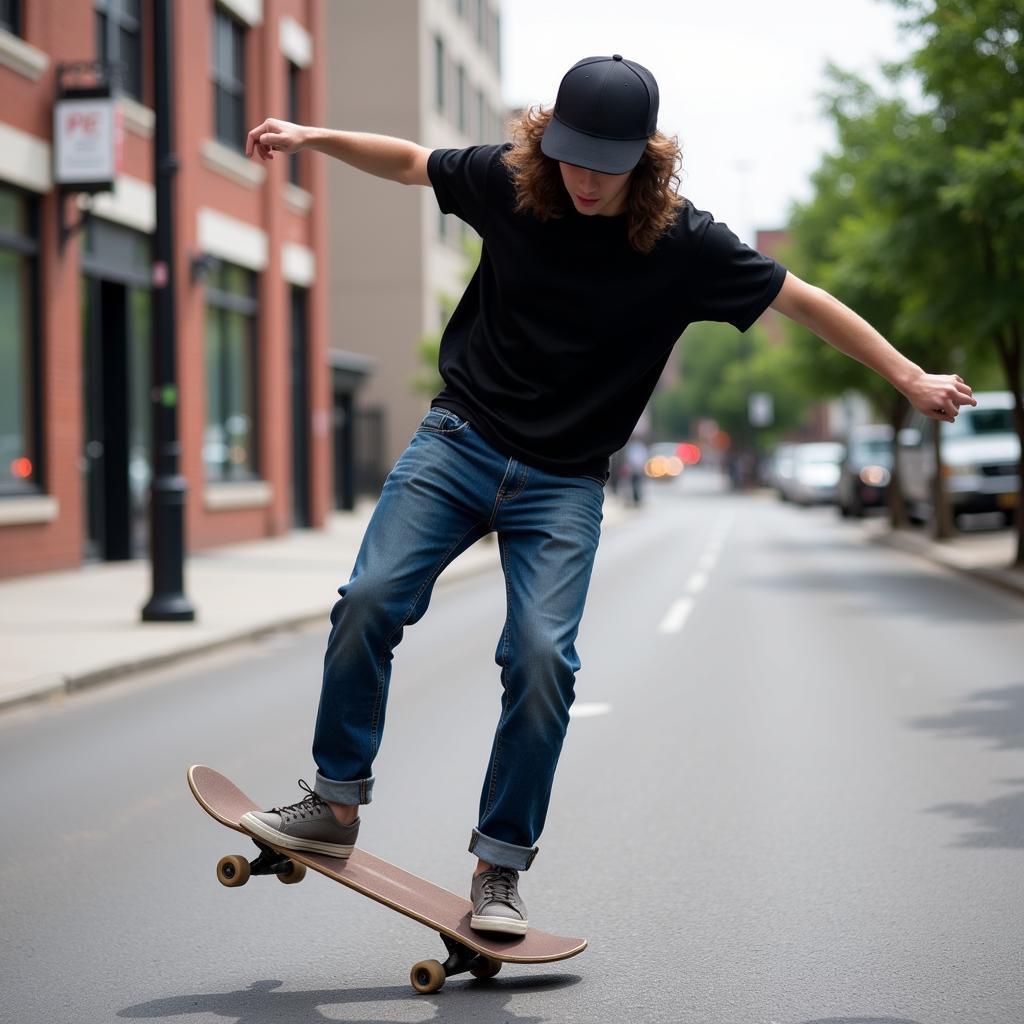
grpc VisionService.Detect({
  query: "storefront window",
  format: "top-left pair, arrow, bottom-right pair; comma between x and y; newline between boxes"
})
204,260 -> 258,481
0,186 -> 38,495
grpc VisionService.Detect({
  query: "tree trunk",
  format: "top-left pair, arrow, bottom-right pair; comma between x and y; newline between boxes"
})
992,325 -> 1023,566
887,395 -> 909,530
930,420 -> 954,540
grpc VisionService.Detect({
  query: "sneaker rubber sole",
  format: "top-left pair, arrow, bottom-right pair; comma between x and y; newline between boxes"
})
470,913 -> 529,936
240,811 -> 355,859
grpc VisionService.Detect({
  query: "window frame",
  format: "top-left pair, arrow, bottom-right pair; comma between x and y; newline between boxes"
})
211,4 -> 247,152
286,59 -> 302,187
0,0 -> 22,36
0,185 -> 42,498
203,260 -> 260,483
95,0 -> 143,101
433,34 -> 445,115
455,62 -> 466,134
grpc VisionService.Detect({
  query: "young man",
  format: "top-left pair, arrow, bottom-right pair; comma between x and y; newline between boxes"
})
241,55 -> 975,936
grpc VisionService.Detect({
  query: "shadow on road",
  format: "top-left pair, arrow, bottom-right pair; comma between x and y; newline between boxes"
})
910,683 -> 1024,751
909,682 -> 1024,850
119,974 -> 582,1023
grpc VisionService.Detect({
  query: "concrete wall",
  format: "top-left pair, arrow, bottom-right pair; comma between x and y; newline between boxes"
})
325,0 -> 504,467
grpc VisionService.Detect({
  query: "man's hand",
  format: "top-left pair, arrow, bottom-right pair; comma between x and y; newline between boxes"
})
769,275 -> 978,424
245,117 -> 307,161
901,371 -> 977,424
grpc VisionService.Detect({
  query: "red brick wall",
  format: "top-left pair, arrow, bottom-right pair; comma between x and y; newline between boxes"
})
0,0 -> 329,578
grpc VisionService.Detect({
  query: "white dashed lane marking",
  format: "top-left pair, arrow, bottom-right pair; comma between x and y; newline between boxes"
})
569,702 -> 613,718
658,513 -> 733,635
658,597 -> 695,635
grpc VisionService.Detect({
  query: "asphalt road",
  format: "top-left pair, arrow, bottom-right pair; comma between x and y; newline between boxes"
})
2,470 -> 1022,1024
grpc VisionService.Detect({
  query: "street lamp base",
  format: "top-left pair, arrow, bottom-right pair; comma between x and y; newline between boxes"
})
142,593 -> 196,622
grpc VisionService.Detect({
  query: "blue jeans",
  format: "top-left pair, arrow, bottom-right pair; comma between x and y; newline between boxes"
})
312,406 -> 605,870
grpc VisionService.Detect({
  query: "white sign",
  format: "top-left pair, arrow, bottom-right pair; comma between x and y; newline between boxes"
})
53,97 -> 122,189
748,391 -> 774,427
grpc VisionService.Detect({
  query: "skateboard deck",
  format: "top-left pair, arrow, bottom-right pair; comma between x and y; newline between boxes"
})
187,765 -> 586,992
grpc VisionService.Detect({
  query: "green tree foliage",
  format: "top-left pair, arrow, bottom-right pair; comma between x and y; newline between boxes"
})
653,321 -> 811,450
787,1 -> 1023,552
412,234 -> 482,398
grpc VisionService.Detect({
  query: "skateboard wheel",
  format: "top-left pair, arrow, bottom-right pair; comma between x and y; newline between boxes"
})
469,956 -> 502,981
276,861 -> 307,885
216,854 -> 251,888
410,959 -> 446,994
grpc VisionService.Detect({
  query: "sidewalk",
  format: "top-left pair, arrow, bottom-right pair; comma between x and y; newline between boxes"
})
1,496 -> 1019,713
859,516 -> 1024,600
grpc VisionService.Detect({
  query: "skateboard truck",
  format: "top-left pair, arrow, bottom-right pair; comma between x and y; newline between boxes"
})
215,841 -> 307,888
410,934 -> 502,994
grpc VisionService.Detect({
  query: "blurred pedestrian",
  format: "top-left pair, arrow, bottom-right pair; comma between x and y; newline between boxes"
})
239,54 -> 976,936
624,438 -> 649,505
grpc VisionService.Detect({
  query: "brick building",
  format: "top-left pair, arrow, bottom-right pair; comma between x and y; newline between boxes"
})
0,0 -> 333,579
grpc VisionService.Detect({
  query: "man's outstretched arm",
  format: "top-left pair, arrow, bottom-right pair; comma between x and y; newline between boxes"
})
770,272 -> 976,423
245,117 -> 431,186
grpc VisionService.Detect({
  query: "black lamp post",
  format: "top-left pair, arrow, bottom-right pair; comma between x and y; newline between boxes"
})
142,0 -> 195,622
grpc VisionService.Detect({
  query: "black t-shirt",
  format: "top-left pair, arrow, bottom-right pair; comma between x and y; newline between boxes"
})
427,143 -> 787,480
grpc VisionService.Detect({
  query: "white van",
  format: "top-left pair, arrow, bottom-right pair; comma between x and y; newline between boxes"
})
897,391 -> 1020,525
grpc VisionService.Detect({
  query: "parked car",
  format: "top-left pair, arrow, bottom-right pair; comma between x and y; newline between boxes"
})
769,443 -> 798,501
789,442 -> 845,506
897,391 -> 1020,526
837,424 -> 894,518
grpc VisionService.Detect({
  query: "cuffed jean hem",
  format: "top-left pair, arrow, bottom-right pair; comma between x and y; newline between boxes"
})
469,828 -> 539,871
314,771 -> 374,806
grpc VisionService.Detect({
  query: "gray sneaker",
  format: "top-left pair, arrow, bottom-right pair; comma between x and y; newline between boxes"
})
240,780 -> 359,859
470,868 -> 529,936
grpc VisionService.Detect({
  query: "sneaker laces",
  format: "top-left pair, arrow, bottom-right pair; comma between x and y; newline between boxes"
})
480,869 -> 520,909
271,779 -> 325,823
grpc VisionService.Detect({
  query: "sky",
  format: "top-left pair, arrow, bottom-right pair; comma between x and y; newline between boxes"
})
499,0 -> 920,245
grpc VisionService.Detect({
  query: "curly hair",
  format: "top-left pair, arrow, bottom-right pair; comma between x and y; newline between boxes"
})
502,105 -> 684,254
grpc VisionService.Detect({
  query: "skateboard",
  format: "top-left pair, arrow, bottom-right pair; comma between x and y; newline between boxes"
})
187,765 -> 587,993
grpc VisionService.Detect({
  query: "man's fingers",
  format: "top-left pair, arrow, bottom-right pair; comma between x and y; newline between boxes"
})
245,120 -> 270,157
954,381 -> 977,405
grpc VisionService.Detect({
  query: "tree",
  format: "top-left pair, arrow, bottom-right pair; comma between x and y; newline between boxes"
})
786,71 -> 964,531
889,0 -> 1024,559
654,321 -> 812,457
787,32 -> 1017,541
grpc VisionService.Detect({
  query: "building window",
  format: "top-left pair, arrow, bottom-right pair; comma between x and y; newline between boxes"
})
0,186 -> 39,495
95,0 -> 143,101
455,62 -> 466,133
204,261 -> 258,481
492,10 -> 502,71
212,4 -> 247,151
287,60 -> 302,186
474,87 -> 485,143
475,0 -> 486,45
0,0 -> 21,35
433,35 -> 445,114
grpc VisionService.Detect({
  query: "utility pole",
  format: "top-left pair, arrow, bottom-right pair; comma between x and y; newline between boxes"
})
142,0 -> 195,622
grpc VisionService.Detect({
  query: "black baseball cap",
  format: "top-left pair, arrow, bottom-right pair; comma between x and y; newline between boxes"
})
541,55 -> 659,174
